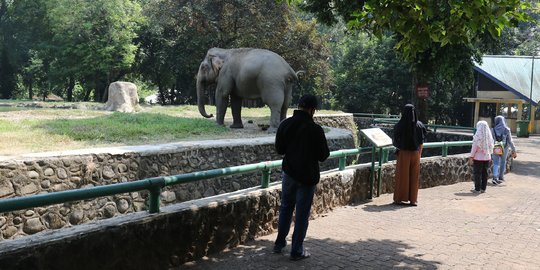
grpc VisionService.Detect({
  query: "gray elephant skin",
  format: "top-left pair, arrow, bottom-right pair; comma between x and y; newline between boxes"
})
196,48 -> 299,130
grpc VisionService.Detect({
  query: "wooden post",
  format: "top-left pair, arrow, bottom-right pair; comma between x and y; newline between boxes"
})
517,103 -> 523,120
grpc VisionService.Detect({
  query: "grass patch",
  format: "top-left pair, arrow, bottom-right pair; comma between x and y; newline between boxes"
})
0,103 -> 344,156
41,112 -> 229,143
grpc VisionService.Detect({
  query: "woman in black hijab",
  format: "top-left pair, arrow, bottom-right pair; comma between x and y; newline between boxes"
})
392,104 -> 427,206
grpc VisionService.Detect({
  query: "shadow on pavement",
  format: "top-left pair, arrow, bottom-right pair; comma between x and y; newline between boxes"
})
180,238 -> 441,269
362,203 -> 415,212
510,160 -> 540,178
454,192 -> 479,197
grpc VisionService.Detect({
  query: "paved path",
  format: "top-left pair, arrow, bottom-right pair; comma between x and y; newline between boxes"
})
182,136 -> 540,270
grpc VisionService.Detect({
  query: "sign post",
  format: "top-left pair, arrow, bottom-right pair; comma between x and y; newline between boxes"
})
416,85 -> 430,99
359,128 -> 393,198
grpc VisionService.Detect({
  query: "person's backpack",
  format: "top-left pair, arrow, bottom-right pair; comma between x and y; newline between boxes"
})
493,129 -> 504,156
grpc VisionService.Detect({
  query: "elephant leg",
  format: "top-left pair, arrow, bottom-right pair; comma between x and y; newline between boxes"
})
268,106 -> 281,131
280,86 -> 292,121
215,94 -> 228,126
230,95 -> 244,129
259,86 -> 285,130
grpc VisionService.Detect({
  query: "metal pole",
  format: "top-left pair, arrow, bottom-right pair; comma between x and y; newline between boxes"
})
369,146 -> 376,199
261,168 -> 271,188
530,56 -> 534,121
148,186 -> 161,213
339,156 -> 346,171
377,147 -> 383,197
442,142 -> 448,157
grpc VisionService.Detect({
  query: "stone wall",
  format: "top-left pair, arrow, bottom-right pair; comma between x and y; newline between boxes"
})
0,154 -> 472,269
0,114 -> 356,240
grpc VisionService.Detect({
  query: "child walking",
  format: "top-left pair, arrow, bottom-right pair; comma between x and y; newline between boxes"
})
469,121 -> 494,194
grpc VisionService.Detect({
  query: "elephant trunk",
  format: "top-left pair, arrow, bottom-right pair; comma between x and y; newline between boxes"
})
197,75 -> 213,118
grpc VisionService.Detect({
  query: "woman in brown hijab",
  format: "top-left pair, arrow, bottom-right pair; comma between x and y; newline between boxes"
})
392,104 -> 427,206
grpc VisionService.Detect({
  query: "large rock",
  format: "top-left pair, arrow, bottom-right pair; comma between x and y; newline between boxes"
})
104,81 -> 141,112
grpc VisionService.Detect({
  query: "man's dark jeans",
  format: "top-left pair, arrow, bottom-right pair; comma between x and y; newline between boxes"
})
473,160 -> 489,191
274,172 -> 316,256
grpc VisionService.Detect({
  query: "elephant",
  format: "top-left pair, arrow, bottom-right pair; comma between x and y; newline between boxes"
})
196,48 -> 299,130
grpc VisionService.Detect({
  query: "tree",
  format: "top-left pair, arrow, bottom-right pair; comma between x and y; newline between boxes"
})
333,33 -> 412,114
485,1 -> 540,56
288,0 -> 530,122
44,0 -> 142,102
136,0 -> 332,106
0,0 -> 49,99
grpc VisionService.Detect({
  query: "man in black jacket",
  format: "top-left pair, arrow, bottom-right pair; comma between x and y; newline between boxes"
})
273,94 -> 330,261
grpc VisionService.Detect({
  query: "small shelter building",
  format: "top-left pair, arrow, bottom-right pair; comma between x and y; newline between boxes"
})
465,55 -> 540,134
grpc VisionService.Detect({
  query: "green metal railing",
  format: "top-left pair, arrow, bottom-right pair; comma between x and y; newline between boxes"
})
353,113 -> 400,118
0,141 -> 472,214
372,118 -> 476,134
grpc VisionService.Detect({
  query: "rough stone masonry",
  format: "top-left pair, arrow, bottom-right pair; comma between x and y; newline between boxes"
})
0,114 -> 357,240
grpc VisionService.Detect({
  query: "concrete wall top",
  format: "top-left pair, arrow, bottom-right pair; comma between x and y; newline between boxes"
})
0,125 -> 352,162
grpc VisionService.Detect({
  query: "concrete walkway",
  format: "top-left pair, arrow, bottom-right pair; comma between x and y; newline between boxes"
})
182,136 -> 540,270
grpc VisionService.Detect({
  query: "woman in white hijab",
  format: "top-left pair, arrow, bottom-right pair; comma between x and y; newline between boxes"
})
469,121 -> 494,194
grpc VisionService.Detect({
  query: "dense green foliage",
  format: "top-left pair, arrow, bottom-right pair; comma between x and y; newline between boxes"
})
291,0 -> 534,124
136,0 -> 331,105
0,0 -> 331,105
0,1 -> 538,126
332,33 -> 411,114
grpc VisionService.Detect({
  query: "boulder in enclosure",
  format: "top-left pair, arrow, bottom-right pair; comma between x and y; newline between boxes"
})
104,81 -> 141,112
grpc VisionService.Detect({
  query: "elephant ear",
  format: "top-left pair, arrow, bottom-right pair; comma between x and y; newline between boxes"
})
210,55 -> 225,74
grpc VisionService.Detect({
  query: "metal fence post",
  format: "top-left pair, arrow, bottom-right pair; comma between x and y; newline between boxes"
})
261,168 -> 271,188
148,186 -> 161,213
339,156 -> 346,171
442,142 -> 448,157
382,148 -> 389,163
369,146 -> 376,199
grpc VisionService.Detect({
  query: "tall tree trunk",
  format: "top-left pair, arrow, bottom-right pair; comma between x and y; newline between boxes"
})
83,87 -> 92,101
171,83 -> 177,105
0,49 -> 15,99
412,71 -> 428,124
101,73 -> 112,103
28,80 -> 33,100
158,84 -> 167,105
66,77 -> 75,102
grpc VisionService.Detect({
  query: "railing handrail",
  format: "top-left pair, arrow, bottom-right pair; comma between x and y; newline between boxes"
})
353,113 -> 401,118
0,142 -> 472,214
372,118 -> 475,133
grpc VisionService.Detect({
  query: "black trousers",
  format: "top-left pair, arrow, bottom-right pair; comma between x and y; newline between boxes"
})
473,160 -> 490,191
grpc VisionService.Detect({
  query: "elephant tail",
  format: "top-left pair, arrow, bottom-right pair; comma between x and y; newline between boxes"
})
293,70 -> 305,93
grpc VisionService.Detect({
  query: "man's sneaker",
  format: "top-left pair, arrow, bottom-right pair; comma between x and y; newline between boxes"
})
480,190 -> 486,193
498,178 -> 505,182
471,189 -> 480,194
273,245 -> 284,254
492,179 -> 499,185
290,251 -> 311,261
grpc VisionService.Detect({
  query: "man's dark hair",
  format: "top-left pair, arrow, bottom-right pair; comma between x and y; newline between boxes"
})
298,94 -> 318,109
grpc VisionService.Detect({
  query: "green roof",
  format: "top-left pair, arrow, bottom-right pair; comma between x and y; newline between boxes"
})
474,55 -> 540,106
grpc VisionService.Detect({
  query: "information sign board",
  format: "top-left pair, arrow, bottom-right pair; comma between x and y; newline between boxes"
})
416,85 -> 430,99
360,128 -> 393,147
